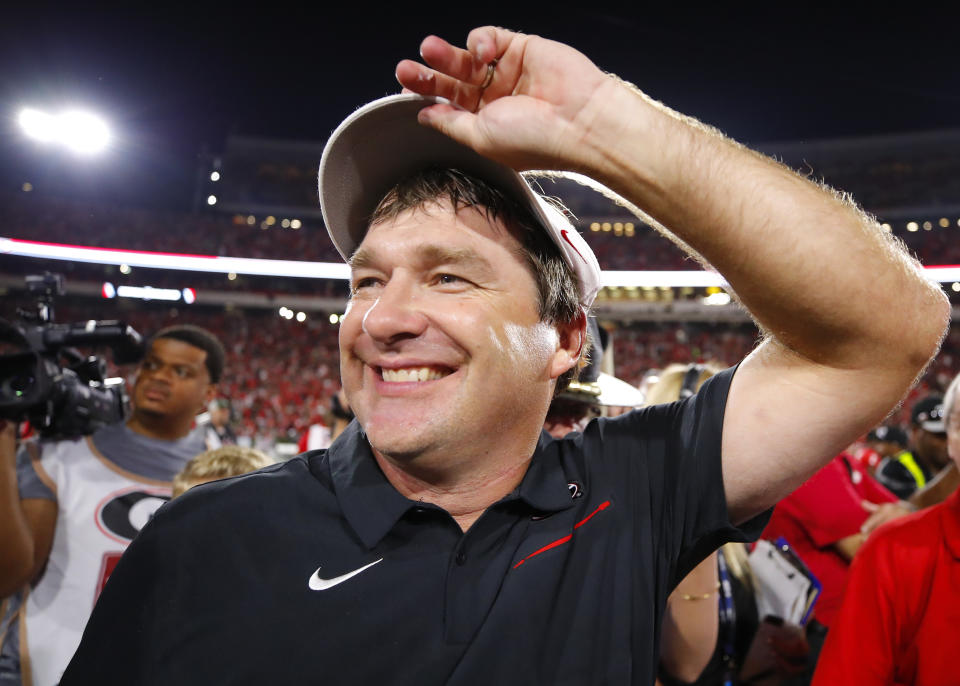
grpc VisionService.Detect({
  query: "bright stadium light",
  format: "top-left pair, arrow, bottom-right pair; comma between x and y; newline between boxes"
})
19,108 -> 58,142
59,110 -> 110,153
18,107 -> 110,154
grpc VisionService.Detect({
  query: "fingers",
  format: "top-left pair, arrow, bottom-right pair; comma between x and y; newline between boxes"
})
396,27 -> 523,108
860,513 -> 882,535
396,59 -> 484,111
465,26 -> 509,64
860,499 -> 879,511
420,35 -> 489,86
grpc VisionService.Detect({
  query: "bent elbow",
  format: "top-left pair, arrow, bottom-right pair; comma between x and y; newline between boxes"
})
905,286 -> 951,374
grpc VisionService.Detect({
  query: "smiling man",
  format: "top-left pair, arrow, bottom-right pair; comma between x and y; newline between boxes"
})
0,325 -> 223,686
62,27 -> 947,686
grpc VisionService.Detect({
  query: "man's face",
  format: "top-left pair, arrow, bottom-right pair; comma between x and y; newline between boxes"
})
912,426 -> 949,470
211,406 -> 230,427
947,399 -> 960,471
132,338 -> 214,425
340,202 -> 576,464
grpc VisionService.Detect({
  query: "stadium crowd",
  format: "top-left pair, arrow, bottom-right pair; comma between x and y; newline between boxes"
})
8,190 -> 960,274
1,66 -> 958,682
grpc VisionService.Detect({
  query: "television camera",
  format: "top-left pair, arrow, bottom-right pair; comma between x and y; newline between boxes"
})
0,273 -> 144,438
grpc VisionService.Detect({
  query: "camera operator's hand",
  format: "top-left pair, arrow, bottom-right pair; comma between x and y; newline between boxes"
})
0,421 -> 57,596
0,420 -> 15,464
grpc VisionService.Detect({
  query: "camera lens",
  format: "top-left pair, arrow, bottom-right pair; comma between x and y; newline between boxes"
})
0,372 -> 35,401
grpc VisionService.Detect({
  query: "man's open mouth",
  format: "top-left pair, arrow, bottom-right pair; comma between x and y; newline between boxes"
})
379,367 -> 451,383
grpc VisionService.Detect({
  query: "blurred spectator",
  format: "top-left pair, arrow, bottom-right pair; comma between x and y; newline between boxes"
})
875,395 -> 949,499
812,371 -> 960,685
759,450 -> 901,683
653,363 -> 809,686
855,424 -> 909,476
298,389 -> 353,453
543,318 -> 644,438
0,325 -> 223,686
204,398 -> 238,449
171,445 -> 273,498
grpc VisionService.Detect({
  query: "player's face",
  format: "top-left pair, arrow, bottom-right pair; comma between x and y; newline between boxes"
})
340,202 -> 574,464
132,338 -> 213,424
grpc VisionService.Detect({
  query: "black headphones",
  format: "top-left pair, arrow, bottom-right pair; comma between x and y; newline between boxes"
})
679,364 -> 705,400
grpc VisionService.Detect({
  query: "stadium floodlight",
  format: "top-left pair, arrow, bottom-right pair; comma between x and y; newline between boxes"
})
18,108 -> 58,142
18,107 -> 110,154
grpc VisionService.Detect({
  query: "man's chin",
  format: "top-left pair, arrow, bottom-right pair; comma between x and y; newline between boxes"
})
131,406 -> 169,421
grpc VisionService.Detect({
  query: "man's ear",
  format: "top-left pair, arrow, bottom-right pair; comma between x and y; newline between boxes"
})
549,310 -> 587,380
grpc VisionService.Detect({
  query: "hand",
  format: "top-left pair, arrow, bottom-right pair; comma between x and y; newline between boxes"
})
395,27 -> 616,172
0,420 -> 16,467
860,499 -> 914,536
768,626 -> 810,676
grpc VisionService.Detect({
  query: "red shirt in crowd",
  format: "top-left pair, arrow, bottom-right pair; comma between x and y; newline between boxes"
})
812,488 -> 960,686
761,453 -> 898,626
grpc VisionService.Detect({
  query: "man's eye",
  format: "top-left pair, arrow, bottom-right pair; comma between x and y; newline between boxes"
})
435,273 -> 465,286
351,277 -> 382,292
174,368 -> 190,378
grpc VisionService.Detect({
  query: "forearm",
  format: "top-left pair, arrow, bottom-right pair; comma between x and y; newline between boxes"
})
659,553 -> 720,683
576,77 -> 947,373
0,431 -> 39,593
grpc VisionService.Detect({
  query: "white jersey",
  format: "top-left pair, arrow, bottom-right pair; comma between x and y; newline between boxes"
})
3,424 -> 199,686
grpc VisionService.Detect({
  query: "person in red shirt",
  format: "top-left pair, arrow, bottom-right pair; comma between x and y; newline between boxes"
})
762,452 -> 899,628
813,373 -> 960,686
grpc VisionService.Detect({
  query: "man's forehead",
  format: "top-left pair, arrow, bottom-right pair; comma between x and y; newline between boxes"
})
147,338 -> 208,366
351,204 -> 522,268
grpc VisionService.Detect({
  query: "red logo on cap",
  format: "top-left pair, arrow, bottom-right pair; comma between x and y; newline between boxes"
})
560,229 -> 587,264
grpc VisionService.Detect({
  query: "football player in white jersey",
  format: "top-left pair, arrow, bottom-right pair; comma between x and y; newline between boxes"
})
0,324 -> 224,686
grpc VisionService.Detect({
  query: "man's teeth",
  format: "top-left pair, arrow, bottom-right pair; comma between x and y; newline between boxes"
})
381,367 -> 446,382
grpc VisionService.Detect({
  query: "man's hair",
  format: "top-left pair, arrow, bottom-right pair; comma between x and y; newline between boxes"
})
369,167 -> 587,392
149,325 -> 225,383
172,446 -> 273,498
642,362 -> 725,405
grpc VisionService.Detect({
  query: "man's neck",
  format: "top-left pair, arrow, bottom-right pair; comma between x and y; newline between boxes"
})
126,414 -> 193,442
372,447 -> 535,532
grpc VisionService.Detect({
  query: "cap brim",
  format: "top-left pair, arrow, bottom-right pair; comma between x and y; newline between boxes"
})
318,94 -> 600,306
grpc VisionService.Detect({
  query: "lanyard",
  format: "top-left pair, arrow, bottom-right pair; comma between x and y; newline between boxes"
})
717,548 -> 738,686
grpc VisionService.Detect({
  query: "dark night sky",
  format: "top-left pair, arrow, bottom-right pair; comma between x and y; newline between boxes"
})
1,4 -> 957,209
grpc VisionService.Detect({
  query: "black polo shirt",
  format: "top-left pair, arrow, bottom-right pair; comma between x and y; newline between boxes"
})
62,367 -> 768,686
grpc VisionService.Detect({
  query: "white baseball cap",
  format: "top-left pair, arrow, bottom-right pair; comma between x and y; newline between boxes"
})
318,93 -> 601,308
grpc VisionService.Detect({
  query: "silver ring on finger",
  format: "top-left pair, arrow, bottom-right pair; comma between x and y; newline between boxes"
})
480,59 -> 498,90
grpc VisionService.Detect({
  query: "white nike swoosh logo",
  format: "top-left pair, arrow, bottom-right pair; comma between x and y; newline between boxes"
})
308,558 -> 383,591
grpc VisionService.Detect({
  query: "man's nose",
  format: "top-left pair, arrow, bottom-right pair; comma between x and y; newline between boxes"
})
360,279 -> 429,344
147,364 -> 175,383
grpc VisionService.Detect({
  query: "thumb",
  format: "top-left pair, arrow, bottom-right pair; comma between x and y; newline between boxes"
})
861,499 -> 880,512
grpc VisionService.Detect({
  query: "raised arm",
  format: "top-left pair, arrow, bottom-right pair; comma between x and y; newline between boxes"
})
397,27 -> 949,523
0,422 -> 57,596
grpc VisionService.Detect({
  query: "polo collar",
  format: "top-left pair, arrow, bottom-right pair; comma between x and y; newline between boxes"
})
943,488 -> 960,559
328,423 -> 418,549
328,425 -> 577,548
512,431 -> 580,513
